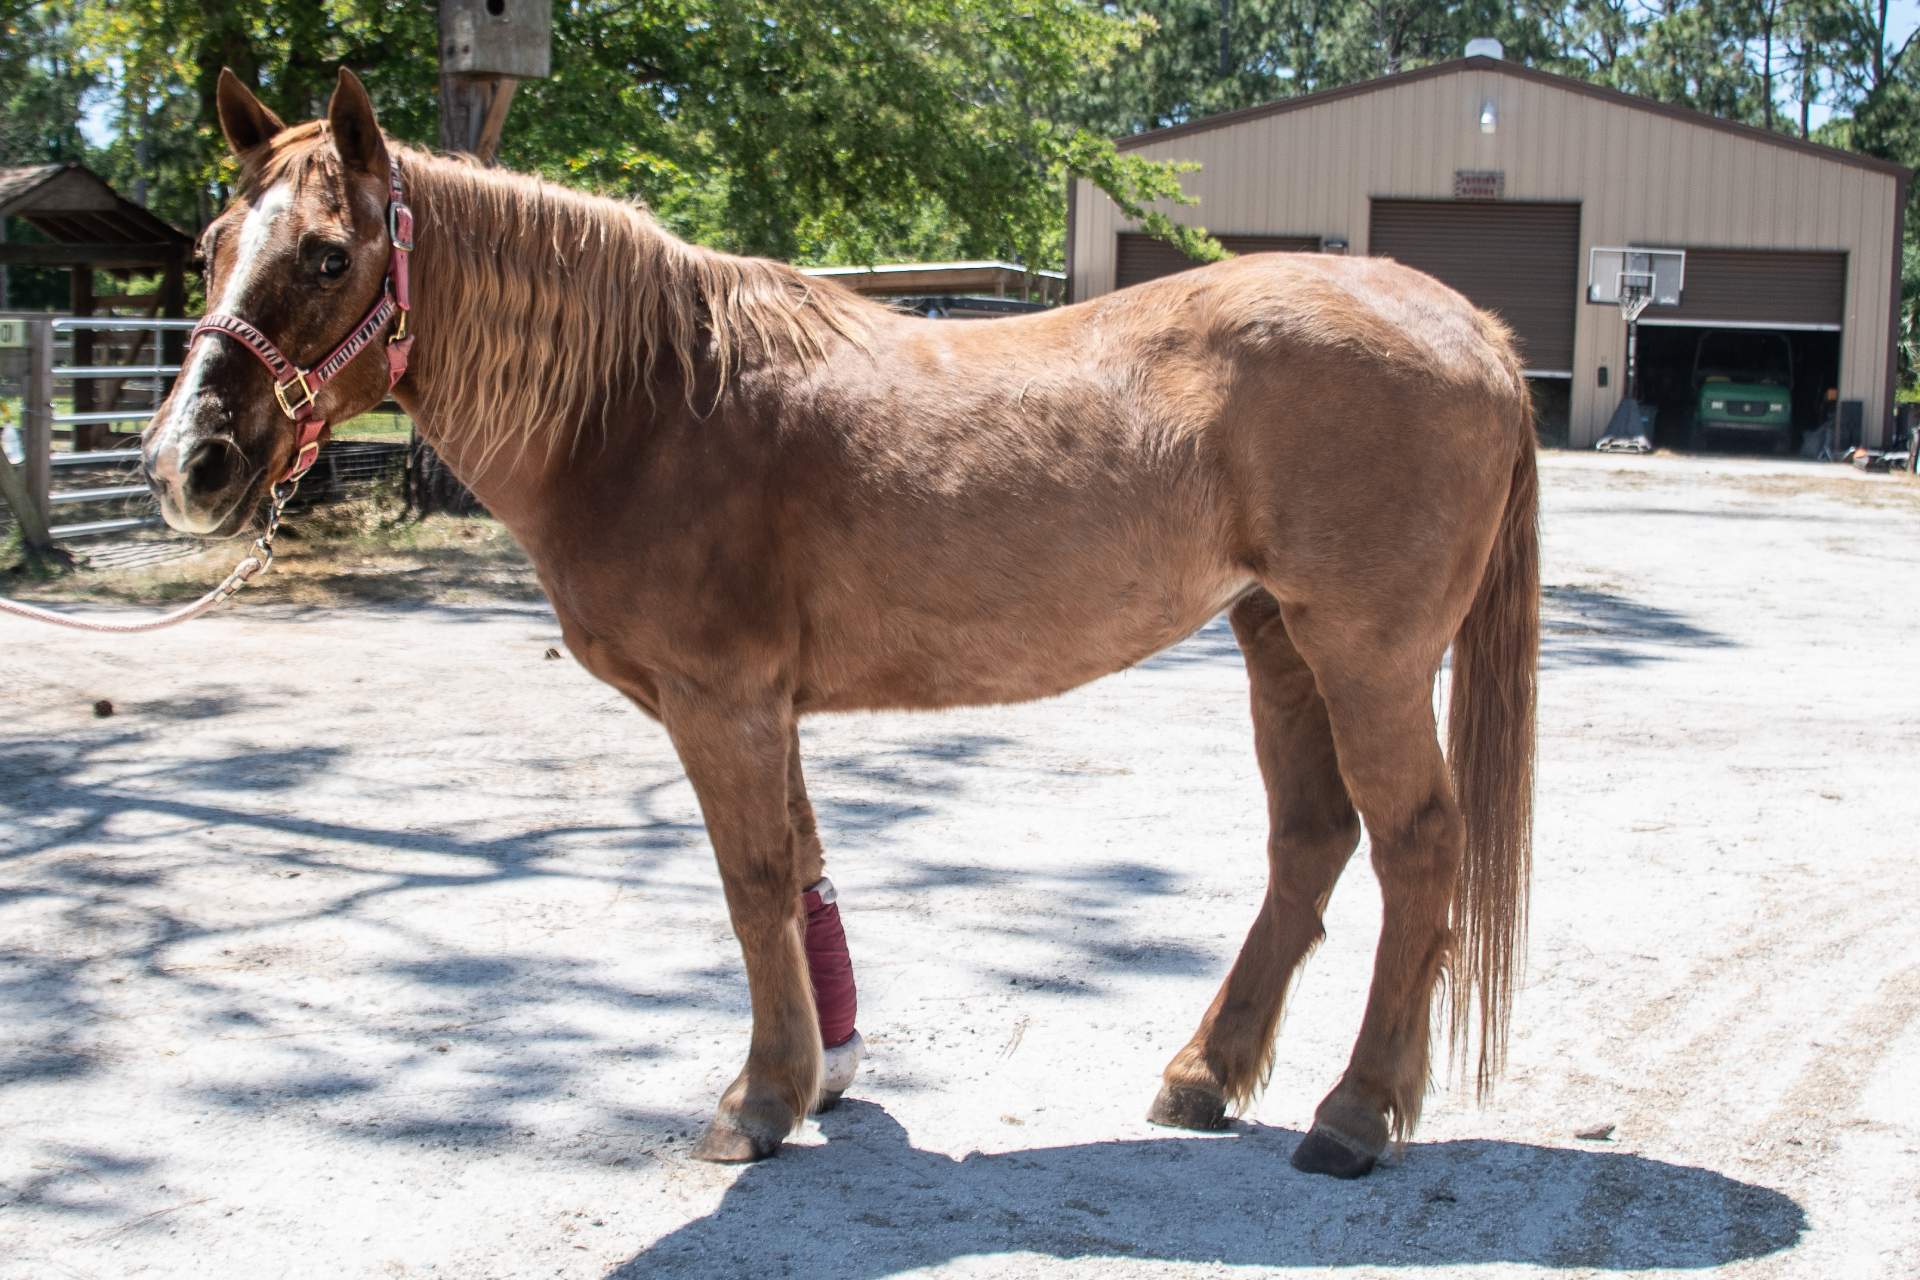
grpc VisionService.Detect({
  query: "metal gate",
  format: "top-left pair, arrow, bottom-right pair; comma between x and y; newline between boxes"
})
1,313 -> 191,550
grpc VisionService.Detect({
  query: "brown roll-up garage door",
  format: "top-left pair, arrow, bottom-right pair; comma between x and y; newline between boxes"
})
1115,232 -> 1321,289
1656,249 -> 1846,327
1368,200 -> 1581,372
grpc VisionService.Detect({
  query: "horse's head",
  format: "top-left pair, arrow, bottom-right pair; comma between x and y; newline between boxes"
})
144,68 -> 403,536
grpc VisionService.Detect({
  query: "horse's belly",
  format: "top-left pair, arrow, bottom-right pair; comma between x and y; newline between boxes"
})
799,562 -> 1251,713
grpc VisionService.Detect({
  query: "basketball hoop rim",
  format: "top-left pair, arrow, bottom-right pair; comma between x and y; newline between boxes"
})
1618,271 -> 1654,322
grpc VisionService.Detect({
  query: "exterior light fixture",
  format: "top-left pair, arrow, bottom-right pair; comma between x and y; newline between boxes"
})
1480,99 -> 1497,133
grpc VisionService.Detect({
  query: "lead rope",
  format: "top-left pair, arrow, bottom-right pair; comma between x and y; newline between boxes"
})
0,477 -> 299,634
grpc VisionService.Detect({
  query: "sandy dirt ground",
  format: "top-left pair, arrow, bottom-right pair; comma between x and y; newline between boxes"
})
2,452 -> 1917,1279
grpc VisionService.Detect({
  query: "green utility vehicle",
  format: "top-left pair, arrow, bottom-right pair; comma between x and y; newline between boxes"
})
1691,329 -> 1795,451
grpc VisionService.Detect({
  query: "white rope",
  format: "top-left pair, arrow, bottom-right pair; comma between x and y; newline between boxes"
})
0,483 -> 294,634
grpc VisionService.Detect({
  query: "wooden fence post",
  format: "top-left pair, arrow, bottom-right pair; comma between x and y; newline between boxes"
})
0,316 -> 56,558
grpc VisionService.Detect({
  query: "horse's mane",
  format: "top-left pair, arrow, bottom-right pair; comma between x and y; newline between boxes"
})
253,125 -> 879,464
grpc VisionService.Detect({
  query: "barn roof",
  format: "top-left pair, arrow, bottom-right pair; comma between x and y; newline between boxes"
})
1115,56 -> 1912,181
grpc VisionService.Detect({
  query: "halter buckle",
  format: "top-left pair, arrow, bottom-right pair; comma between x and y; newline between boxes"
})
287,439 -> 322,481
272,370 -> 316,420
388,200 -> 415,252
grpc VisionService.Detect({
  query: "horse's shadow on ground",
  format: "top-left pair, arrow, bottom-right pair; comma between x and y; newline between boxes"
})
615,1102 -> 1803,1277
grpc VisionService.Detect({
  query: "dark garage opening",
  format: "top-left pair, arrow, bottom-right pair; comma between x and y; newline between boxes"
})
1633,324 -> 1841,454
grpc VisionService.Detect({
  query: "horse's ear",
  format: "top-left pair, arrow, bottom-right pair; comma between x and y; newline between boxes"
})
327,67 -> 389,178
216,68 -> 285,155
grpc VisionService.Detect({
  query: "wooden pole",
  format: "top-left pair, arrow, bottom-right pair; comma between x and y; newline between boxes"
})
2,317 -> 58,558
0,444 -> 55,560
412,0 -> 545,516
439,73 -> 518,162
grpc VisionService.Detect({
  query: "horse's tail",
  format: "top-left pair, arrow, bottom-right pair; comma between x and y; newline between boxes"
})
1446,424 -> 1539,1097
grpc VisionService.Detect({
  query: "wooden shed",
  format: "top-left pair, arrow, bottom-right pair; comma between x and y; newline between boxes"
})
1,162 -> 195,448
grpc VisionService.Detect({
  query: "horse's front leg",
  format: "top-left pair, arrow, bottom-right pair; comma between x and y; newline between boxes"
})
662,683 -> 821,1163
787,724 -> 864,1110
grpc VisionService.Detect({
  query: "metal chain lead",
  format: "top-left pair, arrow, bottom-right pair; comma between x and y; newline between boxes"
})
250,477 -> 299,576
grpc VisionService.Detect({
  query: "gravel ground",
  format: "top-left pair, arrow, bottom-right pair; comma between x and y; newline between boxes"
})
2,452 -> 1917,1279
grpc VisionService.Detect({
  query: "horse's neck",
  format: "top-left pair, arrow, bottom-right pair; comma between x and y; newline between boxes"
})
388,156 -> 677,519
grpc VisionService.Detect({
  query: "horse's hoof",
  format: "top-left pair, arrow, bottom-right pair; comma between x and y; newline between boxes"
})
692,1118 -> 783,1164
1290,1126 -> 1379,1179
1146,1084 -> 1228,1131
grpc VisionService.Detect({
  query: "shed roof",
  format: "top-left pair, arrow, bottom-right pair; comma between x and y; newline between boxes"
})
0,164 -> 65,207
1115,57 -> 1912,181
801,260 -> 1064,300
0,162 -> 193,268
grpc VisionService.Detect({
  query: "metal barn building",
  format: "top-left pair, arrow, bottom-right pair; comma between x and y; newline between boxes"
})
1068,54 -> 1911,448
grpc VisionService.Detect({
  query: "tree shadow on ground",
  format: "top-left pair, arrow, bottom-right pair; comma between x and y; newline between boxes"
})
617,1102 -> 1804,1277
1540,585 -> 1734,670
1117,587 -> 1735,677
0,707 -> 1213,1203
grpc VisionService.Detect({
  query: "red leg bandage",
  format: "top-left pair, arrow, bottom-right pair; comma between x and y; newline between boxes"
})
803,878 -> 858,1049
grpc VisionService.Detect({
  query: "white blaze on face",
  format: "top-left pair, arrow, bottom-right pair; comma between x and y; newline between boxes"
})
155,181 -> 294,471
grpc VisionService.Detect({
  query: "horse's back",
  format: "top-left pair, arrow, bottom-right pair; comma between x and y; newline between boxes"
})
1045,252 -> 1531,606
873,250 -> 1531,574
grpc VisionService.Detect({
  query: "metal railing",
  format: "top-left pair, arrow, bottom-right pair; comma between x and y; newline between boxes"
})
1,315 -> 192,548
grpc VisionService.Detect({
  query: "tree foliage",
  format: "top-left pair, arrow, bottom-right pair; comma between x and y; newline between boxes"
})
0,0 -> 1913,347
0,1 -> 1209,269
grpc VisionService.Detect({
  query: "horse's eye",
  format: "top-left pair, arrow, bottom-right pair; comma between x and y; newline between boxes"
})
320,249 -> 350,279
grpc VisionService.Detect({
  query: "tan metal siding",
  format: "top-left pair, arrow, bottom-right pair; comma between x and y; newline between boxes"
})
1114,232 -> 1321,289
1368,200 -> 1581,371
1071,64 -> 1904,444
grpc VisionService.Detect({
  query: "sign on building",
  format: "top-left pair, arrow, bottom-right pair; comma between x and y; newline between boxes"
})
1454,170 -> 1505,199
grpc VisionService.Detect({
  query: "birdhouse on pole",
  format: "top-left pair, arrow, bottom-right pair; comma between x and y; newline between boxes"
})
441,0 -> 552,80
438,0 -> 552,163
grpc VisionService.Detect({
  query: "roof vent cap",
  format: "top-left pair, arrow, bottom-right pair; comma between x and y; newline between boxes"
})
1465,37 -> 1504,59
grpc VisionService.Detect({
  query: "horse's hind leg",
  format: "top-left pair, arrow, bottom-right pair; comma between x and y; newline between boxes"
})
1280,615 -> 1463,1179
1149,591 -> 1361,1130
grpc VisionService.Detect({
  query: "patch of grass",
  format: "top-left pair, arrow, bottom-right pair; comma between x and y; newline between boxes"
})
6,491 -> 540,608
332,411 -> 414,443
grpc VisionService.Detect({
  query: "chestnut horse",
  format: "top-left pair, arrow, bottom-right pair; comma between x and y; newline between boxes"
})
144,69 -> 1538,1178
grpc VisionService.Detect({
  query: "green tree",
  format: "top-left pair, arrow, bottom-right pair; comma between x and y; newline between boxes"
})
0,3 -> 92,166
0,3 -> 98,307
62,0 -> 436,231
499,0 -> 1209,266
21,0 -> 1206,271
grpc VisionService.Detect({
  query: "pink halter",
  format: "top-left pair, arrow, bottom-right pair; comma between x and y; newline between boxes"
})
190,158 -> 416,485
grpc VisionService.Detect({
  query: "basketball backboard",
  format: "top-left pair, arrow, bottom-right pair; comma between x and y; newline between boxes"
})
1587,246 -> 1685,310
